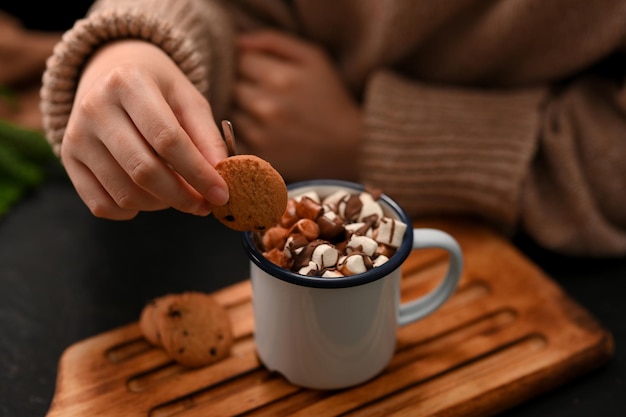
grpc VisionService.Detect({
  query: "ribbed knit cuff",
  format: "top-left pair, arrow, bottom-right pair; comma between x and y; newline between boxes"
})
361,70 -> 546,229
39,10 -> 209,156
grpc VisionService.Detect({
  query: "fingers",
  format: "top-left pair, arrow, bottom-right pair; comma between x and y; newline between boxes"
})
63,102 -> 213,218
117,74 -> 229,207
238,50 -> 291,85
102,130 -> 213,215
62,156 -> 143,221
166,82 -> 229,166
63,129 -> 210,219
62,138 -> 165,220
234,79 -> 288,123
237,30 -> 319,63
64,40 -> 231,219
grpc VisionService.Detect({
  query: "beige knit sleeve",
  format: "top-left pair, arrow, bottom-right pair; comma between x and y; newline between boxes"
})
521,76 -> 626,256
39,0 -> 235,156
361,70 -> 546,232
362,70 -> 626,257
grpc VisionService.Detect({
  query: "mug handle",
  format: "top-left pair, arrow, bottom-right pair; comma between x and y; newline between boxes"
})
397,228 -> 463,326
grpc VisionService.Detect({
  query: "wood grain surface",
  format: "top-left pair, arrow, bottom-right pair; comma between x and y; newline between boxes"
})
45,220 -> 614,417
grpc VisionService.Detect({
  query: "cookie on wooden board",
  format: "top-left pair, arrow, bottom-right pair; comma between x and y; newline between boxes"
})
139,293 -> 177,346
139,292 -> 234,368
211,154 -> 288,232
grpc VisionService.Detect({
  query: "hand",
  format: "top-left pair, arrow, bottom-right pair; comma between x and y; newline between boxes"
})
61,40 -> 229,220
232,30 -> 362,181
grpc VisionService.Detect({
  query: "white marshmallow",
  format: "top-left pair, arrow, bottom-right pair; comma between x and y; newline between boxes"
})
345,222 -> 366,234
374,217 -> 407,248
373,255 -> 390,267
321,209 -> 338,222
322,190 -> 350,211
311,244 -> 339,269
294,190 -> 321,203
322,269 -> 344,278
298,261 -> 319,276
346,235 -> 378,257
339,254 -> 369,275
358,192 -> 384,222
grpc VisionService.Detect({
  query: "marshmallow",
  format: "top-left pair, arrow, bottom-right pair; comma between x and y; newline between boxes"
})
322,190 -> 350,211
374,217 -> 407,248
294,191 -> 320,203
346,235 -> 378,257
290,218 -> 320,241
295,196 -> 324,220
338,194 -> 362,221
339,253 -> 373,276
358,192 -> 384,222
345,222 -> 366,234
372,254 -> 390,267
311,243 -> 339,269
259,188 -> 405,277
322,269 -> 344,278
299,261 -> 320,276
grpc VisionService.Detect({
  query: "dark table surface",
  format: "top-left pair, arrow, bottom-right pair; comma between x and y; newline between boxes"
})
1,166 -> 625,417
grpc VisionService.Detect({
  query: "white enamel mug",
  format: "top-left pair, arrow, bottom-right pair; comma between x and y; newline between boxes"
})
242,180 -> 463,390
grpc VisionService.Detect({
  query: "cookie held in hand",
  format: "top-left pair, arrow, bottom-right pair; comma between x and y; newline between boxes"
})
211,155 -> 288,232
139,292 -> 233,368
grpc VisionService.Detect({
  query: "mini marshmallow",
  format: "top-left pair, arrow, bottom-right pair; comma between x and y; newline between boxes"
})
345,222 -> 366,234
298,261 -> 320,276
358,192 -> 384,222
374,217 -> 407,248
346,235 -> 378,257
311,243 -> 339,269
284,235 -> 309,261
290,218 -> 320,241
316,213 -> 345,241
294,191 -> 320,203
259,187 -> 405,277
339,253 -> 372,275
376,243 -> 396,258
372,254 -> 390,267
322,269 -> 344,278
322,190 -> 350,211
321,209 -> 339,222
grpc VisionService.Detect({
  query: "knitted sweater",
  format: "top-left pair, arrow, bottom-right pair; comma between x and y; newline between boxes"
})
40,0 -> 626,257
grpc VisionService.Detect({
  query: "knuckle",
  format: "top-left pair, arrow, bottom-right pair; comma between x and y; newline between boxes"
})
126,154 -> 159,186
86,198 -> 115,219
267,71 -> 291,90
149,123 -> 181,155
254,98 -> 284,121
114,191 -> 138,210
104,64 -> 143,92
76,92 -> 102,120
79,65 -> 139,115
60,128 -> 80,157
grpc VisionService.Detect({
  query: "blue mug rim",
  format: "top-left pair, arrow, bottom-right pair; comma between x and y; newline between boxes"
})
241,179 -> 414,289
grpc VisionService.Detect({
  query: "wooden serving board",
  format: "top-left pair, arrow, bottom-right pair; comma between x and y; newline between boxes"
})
46,220 -> 614,417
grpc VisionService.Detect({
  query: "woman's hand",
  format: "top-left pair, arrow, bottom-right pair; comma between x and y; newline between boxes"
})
62,39 -> 229,220
233,30 -> 363,181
